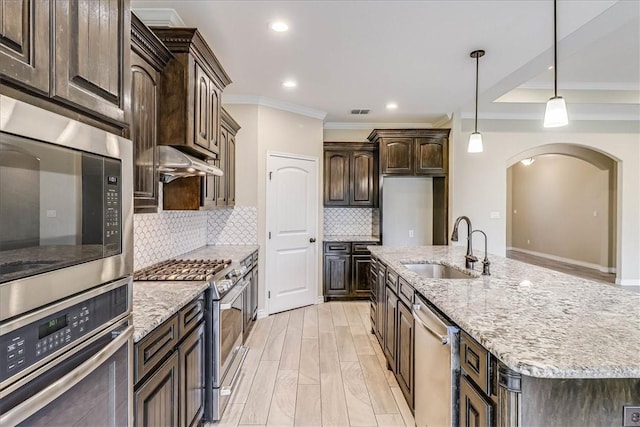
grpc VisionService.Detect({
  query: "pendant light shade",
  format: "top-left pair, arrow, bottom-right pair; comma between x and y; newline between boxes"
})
468,49 -> 485,153
544,0 -> 568,128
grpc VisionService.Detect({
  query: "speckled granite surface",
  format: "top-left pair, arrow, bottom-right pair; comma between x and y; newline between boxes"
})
368,245 -> 640,379
324,235 -> 380,242
132,245 -> 259,342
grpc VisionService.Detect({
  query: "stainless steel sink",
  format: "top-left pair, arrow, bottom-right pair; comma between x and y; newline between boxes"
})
403,263 -> 475,279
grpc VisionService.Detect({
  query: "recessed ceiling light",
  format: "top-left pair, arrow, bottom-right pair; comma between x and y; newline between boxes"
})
270,21 -> 289,32
386,102 -> 398,110
282,80 -> 297,88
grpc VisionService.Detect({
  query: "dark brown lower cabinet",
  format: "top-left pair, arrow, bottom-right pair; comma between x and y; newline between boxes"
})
135,352 -> 179,427
460,375 -> 493,427
396,301 -> 414,406
375,265 -> 386,342
324,242 -> 378,301
323,254 -> 351,296
383,286 -> 397,371
352,255 -> 372,297
179,323 -> 205,427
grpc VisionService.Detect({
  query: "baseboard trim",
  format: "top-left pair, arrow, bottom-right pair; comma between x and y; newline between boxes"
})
316,296 -> 325,304
507,247 -> 616,274
256,309 -> 268,319
615,278 -> 640,286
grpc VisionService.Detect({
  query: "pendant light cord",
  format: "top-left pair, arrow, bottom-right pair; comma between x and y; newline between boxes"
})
474,53 -> 479,133
553,0 -> 558,98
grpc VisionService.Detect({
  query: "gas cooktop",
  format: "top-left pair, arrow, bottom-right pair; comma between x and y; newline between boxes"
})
134,259 -> 232,282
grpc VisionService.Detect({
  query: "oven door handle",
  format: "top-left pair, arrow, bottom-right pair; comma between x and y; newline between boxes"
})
0,324 -> 133,427
220,346 -> 248,396
220,279 -> 250,310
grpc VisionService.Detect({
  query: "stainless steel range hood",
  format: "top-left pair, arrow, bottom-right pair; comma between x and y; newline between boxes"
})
157,146 -> 222,183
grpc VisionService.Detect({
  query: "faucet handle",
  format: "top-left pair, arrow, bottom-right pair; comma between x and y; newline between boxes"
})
482,259 -> 491,276
465,254 -> 478,263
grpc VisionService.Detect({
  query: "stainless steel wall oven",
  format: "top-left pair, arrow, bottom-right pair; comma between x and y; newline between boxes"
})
0,95 -> 133,321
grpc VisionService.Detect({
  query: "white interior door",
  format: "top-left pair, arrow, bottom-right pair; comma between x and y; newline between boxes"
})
266,152 -> 318,314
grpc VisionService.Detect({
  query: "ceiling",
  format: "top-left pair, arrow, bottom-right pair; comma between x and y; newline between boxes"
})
132,0 -> 639,125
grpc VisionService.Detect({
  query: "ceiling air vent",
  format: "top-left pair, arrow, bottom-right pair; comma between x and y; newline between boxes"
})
350,109 -> 370,115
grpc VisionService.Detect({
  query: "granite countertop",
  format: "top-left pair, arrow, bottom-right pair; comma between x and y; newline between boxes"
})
368,245 -> 640,379
132,245 -> 259,342
324,235 -> 380,242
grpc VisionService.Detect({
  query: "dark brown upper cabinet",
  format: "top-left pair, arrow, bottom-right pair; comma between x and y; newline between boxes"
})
0,0 -> 50,94
53,0 -> 131,125
369,129 -> 450,176
130,13 -> 172,214
151,27 -> 232,160
323,143 -> 378,207
203,107 -> 240,209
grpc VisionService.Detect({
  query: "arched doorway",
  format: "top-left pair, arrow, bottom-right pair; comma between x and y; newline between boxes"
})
506,144 -> 618,283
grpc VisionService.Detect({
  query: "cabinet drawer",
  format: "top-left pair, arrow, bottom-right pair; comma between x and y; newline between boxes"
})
242,255 -> 253,270
136,315 -> 179,383
252,251 -> 258,264
324,242 -> 351,253
398,278 -> 414,307
460,375 -> 493,427
386,268 -> 399,293
179,296 -> 205,339
460,331 -> 491,394
353,242 -> 378,254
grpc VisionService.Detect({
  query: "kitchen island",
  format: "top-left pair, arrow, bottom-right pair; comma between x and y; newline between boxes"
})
369,245 -> 640,427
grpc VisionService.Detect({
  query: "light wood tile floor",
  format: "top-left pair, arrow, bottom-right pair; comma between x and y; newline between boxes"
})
208,302 -> 414,427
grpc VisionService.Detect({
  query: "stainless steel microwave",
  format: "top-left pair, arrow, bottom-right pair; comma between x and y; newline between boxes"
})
0,95 -> 133,321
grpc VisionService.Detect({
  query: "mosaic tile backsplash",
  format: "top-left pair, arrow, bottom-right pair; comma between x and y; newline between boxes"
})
324,208 -> 379,236
207,207 -> 258,245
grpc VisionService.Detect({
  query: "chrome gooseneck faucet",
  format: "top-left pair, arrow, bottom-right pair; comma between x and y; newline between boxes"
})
451,216 -> 478,269
471,230 -> 491,275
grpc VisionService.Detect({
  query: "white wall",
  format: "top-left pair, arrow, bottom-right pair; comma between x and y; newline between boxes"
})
224,103 -> 325,312
450,117 -> 640,285
382,177 -> 433,246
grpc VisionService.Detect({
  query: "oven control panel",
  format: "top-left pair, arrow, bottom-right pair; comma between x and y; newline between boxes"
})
0,282 -> 128,384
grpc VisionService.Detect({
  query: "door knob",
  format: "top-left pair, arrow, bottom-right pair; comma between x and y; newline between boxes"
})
310,238 -> 316,243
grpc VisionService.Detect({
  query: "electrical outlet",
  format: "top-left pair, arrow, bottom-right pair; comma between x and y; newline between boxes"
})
623,406 -> 640,427
527,239 -> 531,245
408,230 -> 414,238
490,211 -> 501,219
46,210 -> 57,218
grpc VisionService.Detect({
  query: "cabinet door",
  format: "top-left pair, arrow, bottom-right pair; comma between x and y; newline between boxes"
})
194,63 -> 210,150
215,128 -> 228,206
460,375 -> 492,427
324,151 -> 350,206
131,51 -> 159,213
208,83 -> 220,156
0,0 -> 49,93
242,284 -> 252,341
323,254 -> 350,296
135,352 -> 179,427
397,301 -> 414,407
227,133 -> 236,206
415,137 -> 447,175
350,151 -> 376,206
384,286 -> 397,371
381,138 -> 413,174
179,323 -> 205,427
375,266 -> 386,342
352,255 -> 372,297
53,0 -> 129,124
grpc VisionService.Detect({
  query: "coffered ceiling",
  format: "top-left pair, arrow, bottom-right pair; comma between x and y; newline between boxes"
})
132,0 -> 639,125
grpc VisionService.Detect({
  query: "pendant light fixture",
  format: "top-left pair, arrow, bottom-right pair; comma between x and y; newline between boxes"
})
468,49 -> 485,153
544,0 -> 568,127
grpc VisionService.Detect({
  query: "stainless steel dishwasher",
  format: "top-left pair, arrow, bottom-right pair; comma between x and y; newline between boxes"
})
413,296 -> 460,427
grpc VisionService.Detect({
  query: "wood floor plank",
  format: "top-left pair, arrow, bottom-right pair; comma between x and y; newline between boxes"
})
229,347 -> 263,405
302,305 -> 319,339
294,384 -> 322,426
376,413 -> 406,427
359,354 -> 400,415
341,361 -> 377,427
247,315 -> 274,351
320,371 -> 350,427
298,338 -> 320,384
214,402 -> 243,427
266,369 -> 298,426
262,311 -> 290,361
279,309 -> 304,370
330,302 -> 349,326
335,325 -> 358,362
239,360 -> 279,425
391,386 -> 415,427
317,303 -> 334,333
319,330 -> 338,357
368,332 -> 399,387
343,303 -> 364,327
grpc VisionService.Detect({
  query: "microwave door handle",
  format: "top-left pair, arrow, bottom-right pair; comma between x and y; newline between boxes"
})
0,325 -> 133,427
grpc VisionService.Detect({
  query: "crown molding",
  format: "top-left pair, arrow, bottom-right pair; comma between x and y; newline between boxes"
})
459,111 -> 640,121
132,8 -> 185,27
223,95 -> 327,120
323,121 -> 434,130
517,82 -> 640,91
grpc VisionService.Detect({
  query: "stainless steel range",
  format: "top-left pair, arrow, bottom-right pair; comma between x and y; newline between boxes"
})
134,258 -> 249,421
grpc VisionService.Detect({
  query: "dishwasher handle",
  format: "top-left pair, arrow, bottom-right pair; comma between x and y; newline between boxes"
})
413,304 -> 449,345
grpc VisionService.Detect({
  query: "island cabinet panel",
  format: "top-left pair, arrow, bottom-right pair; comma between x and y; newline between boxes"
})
0,0 -> 49,93
375,264 -> 386,342
460,376 -> 492,427
396,300 -> 414,406
415,137 -> 447,175
383,286 -> 397,371
53,0 -> 130,125
324,151 -> 350,205
135,352 -> 179,427
380,138 -> 414,174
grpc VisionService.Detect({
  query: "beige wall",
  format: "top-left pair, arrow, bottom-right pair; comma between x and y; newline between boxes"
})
224,103 -> 324,313
323,128 -> 372,142
450,116 -> 640,285
508,154 -> 612,269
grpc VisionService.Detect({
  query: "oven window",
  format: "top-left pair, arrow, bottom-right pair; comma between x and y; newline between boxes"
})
0,132 -> 121,284
220,294 -> 243,372
18,345 -> 129,427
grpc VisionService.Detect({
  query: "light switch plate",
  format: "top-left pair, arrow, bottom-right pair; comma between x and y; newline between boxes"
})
490,211 -> 501,219
623,406 -> 640,427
